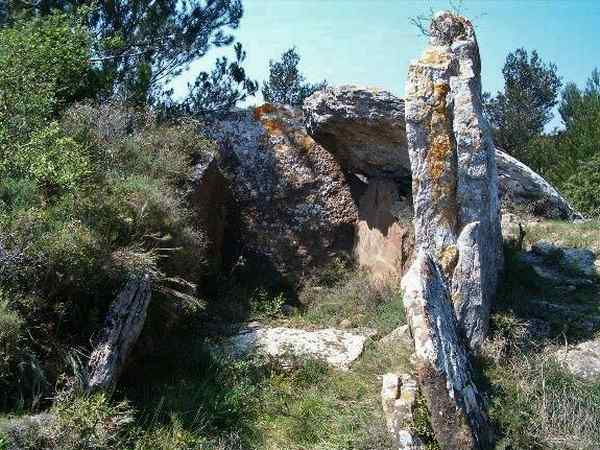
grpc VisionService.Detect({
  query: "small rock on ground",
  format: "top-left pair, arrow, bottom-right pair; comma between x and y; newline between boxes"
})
554,340 -> 600,381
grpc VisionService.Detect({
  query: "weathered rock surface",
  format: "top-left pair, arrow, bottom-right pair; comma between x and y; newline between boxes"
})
516,240 -> 597,288
554,340 -> 600,381
88,275 -> 151,392
206,104 -> 358,278
401,252 -> 490,449
354,179 -> 414,279
405,10 -> 502,349
220,324 -> 374,370
381,372 -> 424,450
496,148 -> 580,220
304,85 -> 410,179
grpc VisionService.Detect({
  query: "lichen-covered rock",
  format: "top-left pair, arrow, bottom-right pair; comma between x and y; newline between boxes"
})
554,340 -> 600,381
206,104 -> 358,278
88,275 -> 151,392
381,373 -> 425,450
219,324 -> 374,370
405,10 -> 502,348
496,148 -> 580,220
354,178 -> 414,280
304,85 -> 410,179
401,252 -> 490,450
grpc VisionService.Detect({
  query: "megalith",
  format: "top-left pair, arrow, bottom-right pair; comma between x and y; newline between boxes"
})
404,11 -> 502,349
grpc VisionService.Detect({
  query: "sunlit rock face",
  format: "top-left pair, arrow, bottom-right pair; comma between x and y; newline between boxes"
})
304,85 -> 410,179
404,10 -> 502,349
206,104 -> 358,279
402,11 -> 496,449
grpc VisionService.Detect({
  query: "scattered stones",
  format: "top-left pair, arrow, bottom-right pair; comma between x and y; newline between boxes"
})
381,373 -> 425,450
554,340 -> 600,381
206,104 -> 358,279
219,324 -> 375,370
304,85 -> 410,179
87,275 -> 152,393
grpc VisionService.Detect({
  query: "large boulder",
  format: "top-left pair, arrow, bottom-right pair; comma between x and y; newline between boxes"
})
189,152 -> 230,271
206,104 -> 358,278
304,85 -> 410,179
496,148 -> 580,219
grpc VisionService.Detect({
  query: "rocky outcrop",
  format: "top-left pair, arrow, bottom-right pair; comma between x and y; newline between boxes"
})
405,10 -> 502,349
304,85 -> 410,179
219,323 -> 375,370
496,149 -> 580,219
206,104 -> 357,278
87,275 -> 151,392
381,373 -> 424,450
401,252 -> 490,450
354,179 -> 414,280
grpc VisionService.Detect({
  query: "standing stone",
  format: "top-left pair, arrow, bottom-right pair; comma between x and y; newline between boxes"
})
404,11 -> 502,347
402,11 -> 496,449
88,275 -> 151,393
401,252 -> 490,450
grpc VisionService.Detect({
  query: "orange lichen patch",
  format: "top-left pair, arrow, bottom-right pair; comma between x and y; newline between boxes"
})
439,244 -> 458,276
253,103 -> 276,120
420,48 -> 451,68
260,118 -> 285,136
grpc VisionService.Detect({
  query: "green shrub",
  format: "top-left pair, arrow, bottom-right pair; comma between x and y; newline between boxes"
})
561,153 -> 600,217
0,298 -> 23,389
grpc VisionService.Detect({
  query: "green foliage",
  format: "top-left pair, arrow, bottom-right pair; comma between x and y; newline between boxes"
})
484,48 -> 561,158
0,297 -> 24,391
520,69 -> 600,217
249,289 -> 285,319
0,11 -> 94,134
2,1 -> 245,105
173,42 -> 259,118
0,102 -> 215,407
261,47 -> 327,106
561,153 -> 600,217
51,393 -> 135,450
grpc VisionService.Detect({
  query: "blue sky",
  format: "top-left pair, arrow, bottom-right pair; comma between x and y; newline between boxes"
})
172,0 -> 600,128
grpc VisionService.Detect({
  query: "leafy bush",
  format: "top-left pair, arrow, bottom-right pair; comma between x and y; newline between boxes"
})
561,153 -> 600,218
0,11 -> 95,135
0,298 -> 23,391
